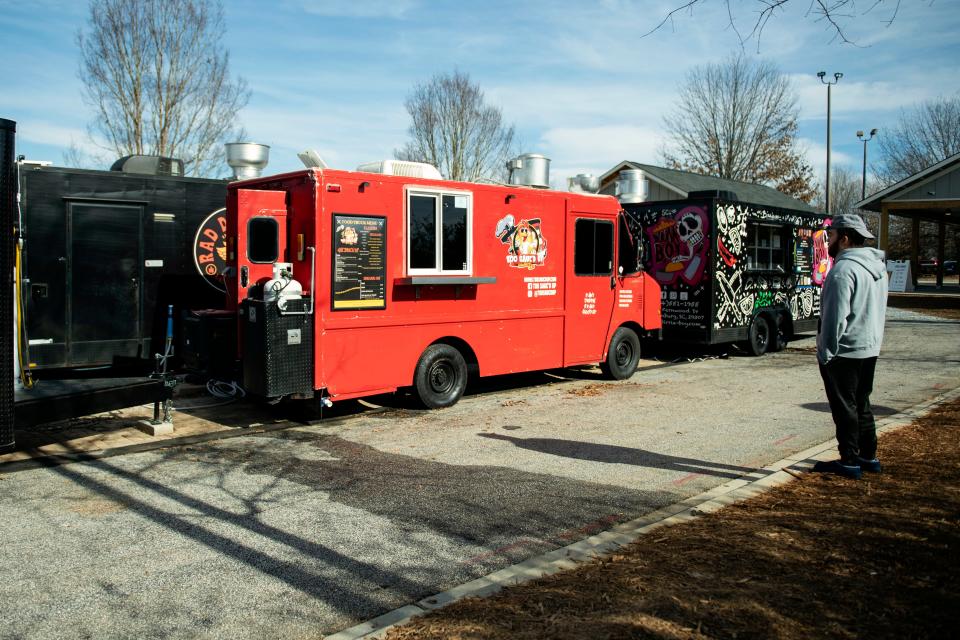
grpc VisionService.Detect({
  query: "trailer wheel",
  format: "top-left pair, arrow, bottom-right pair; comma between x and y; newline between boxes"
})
745,315 -> 771,356
601,327 -> 641,380
414,344 -> 468,409
770,321 -> 789,352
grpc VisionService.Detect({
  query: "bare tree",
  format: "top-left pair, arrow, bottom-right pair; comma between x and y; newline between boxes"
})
814,166 -> 862,216
661,55 -> 817,202
875,94 -> 960,185
396,71 -> 516,182
77,0 -> 249,177
647,0 -> 907,47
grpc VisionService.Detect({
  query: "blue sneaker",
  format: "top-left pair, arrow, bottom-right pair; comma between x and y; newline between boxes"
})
855,457 -> 882,473
812,460 -> 862,479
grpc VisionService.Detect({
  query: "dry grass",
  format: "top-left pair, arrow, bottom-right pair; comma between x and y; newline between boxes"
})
382,399 -> 960,640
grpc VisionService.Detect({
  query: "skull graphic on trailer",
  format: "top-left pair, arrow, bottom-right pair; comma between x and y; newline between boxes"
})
677,211 -> 703,250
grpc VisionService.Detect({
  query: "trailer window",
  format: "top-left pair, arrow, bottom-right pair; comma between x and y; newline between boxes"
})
248,217 -> 279,263
574,218 -> 614,276
407,189 -> 472,274
746,223 -> 786,272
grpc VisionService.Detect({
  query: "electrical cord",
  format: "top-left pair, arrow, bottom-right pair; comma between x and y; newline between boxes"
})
206,379 -> 246,399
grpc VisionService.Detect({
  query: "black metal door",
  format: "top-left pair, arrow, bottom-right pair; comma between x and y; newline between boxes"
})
68,202 -> 143,365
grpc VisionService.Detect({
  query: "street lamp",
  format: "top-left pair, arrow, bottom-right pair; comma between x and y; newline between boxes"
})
856,128 -> 878,200
818,71 -> 843,215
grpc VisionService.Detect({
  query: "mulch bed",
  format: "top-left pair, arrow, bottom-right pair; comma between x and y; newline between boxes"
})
381,398 -> 960,640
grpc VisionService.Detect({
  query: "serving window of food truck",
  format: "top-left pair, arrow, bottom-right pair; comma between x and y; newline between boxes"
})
406,188 -> 473,275
746,222 -> 787,273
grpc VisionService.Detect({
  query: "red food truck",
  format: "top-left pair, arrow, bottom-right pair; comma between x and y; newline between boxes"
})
223,164 -> 661,408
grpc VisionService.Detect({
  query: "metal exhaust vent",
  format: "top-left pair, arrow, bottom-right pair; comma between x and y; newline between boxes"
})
226,142 -> 270,180
506,153 -> 550,188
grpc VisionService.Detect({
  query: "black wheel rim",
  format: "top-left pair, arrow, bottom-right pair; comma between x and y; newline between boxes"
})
615,339 -> 634,368
754,324 -> 769,351
429,360 -> 456,395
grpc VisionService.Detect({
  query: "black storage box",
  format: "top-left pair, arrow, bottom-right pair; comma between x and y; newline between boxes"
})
181,309 -> 237,380
241,298 -> 313,398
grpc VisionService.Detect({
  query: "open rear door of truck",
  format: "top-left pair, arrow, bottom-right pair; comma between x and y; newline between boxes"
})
227,188 -> 288,309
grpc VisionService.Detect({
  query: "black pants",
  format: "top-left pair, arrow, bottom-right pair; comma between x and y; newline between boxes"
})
819,356 -> 878,461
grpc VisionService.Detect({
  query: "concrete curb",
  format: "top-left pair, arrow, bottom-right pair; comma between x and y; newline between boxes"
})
325,387 -> 960,640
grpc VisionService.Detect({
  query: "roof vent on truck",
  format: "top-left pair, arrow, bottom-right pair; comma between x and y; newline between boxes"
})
225,142 -> 270,181
356,159 -> 443,180
506,153 -> 550,189
110,155 -> 184,176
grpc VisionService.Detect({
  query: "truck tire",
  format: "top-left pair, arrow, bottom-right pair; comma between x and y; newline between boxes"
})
770,317 -> 788,352
745,315 -> 770,356
601,327 -> 641,380
414,344 -> 468,409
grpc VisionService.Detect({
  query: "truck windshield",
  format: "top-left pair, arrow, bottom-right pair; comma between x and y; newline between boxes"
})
618,212 -> 642,275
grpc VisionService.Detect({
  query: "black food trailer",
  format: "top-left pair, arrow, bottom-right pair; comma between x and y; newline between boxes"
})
17,158 -> 228,373
624,191 -> 830,355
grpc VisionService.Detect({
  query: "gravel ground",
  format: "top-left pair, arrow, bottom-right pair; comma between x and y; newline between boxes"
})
1,307 -> 957,639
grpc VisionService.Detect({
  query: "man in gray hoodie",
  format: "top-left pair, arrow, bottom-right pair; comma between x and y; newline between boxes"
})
814,214 -> 888,480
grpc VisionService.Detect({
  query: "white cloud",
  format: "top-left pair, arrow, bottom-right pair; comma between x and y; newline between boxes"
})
794,76 -> 942,121
295,0 -> 419,19
15,120 -> 89,148
799,137 -> 855,179
539,124 -> 668,189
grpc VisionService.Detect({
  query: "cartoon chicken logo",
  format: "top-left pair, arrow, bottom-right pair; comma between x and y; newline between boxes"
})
496,214 -> 547,269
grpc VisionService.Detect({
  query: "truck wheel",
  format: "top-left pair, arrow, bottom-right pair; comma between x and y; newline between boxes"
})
770,320 -> 788,352
601,327 -> 641,380
746,316 -> 770,356
414,344 -> 468,409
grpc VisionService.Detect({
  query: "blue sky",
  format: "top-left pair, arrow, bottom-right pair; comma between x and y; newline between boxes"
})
2,0 -> 958,189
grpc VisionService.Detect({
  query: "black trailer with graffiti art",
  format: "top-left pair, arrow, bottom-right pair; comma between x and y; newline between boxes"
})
623,191 -> 831,355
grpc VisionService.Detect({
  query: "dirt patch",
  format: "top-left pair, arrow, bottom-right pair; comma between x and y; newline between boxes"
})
381,398 -> 960,640
903,306 -> 960,321
888,293 -> 960,313
566,383 -> 616,397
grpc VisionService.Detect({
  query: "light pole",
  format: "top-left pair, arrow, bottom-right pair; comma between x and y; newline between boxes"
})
818,71 -> 843,215
856,128 -> 877,200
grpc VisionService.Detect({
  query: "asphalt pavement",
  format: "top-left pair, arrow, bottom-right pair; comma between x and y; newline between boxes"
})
1,307 -> 957,639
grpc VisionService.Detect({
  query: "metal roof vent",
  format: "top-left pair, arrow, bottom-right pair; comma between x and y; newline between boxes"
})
110,155 -> 184,176
615,169 -> 649,204
506,153 -> 550,188
356,160 -> 442,180
225,142 -> 270,180
567,173 -> 600,193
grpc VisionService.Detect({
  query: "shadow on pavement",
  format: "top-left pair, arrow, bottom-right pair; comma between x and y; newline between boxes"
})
47,429 -> 677,627
478,432 -> 767,480
799,402 -> 899,416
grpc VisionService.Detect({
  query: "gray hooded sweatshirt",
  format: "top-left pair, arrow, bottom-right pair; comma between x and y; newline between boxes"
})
817,247 -> 888,365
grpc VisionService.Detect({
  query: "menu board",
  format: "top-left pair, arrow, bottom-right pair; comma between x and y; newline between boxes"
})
332,214 -> 386,310
794,228 -> 813,284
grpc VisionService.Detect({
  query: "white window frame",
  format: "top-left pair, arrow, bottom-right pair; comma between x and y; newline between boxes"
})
405,187 -> 473,276
746,222 -> 786,273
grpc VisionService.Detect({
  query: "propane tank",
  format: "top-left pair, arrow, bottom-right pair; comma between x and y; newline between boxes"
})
263,262 -> 303,307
